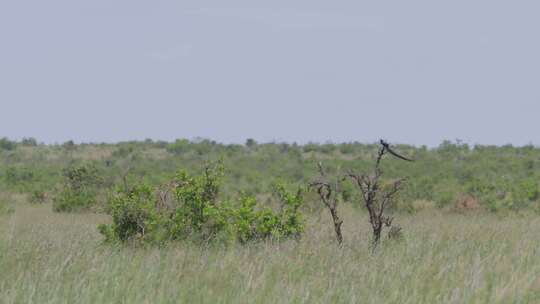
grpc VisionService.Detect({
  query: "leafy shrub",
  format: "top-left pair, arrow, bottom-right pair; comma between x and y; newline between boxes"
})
99,184 -> 164,243
20,137 -> 38,147
4,167 -> 35,186
53,164 -> 102,212
479,178 -> 539,212
167,139 -> 190,155
53,188 -> 96,212
402,177 -> 435,202
99,161 -> 305,245
271,182 -> 304,237
192,139 -> 215,156
517,178 -> 539,202
0,138 -> 16,151
168,160 -> 226,241
245,138 -> 257,148
233,195 -> 269,243
233,183 -> 305,243
2,167 -> 40,193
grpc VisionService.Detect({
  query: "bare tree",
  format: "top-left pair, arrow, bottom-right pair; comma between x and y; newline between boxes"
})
348,140 -> 412,249
310,162 -> 344,245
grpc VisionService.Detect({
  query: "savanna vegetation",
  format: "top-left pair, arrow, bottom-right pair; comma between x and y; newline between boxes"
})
1,137 -> 540,303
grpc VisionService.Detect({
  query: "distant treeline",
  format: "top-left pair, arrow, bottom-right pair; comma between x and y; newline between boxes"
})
1,137 -> 539,213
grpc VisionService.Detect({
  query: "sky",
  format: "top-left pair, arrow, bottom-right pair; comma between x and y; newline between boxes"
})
1,0 -> 539,146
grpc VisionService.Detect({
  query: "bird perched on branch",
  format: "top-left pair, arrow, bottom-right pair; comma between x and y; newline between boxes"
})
380,140 -> 414,162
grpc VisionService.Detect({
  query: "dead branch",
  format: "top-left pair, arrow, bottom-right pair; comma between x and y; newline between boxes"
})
348,141 -> 411,250
309,162 -> 344,245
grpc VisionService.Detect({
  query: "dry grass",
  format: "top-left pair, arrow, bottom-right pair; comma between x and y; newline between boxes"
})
2,203 -> 540,303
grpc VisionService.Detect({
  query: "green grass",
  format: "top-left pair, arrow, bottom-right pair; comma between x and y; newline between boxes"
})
2,203 -> 540,303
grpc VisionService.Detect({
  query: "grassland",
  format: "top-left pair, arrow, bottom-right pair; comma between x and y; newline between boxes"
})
2,139 -> 540,302
2,201 -> 540,303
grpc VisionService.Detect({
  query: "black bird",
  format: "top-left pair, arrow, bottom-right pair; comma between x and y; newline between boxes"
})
380,140 -> 414,162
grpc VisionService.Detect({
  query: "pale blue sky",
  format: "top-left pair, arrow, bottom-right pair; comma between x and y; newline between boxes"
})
1,0 -> 539,146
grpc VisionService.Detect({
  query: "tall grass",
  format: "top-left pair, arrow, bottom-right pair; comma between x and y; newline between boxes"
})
2,203 -> 540,303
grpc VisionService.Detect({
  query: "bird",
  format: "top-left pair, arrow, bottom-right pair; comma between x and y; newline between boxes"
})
380,140 -> 414,162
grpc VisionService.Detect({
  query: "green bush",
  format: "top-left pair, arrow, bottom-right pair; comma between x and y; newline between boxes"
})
53,189 -> 97,212
99,184 -> 164,243
2,167 -> 45,194
517,178 -> 539,202
245,138 -> 257,148
53,164 -> 102,212
339,181 -> 355,203
0,138 -> 16,151
167,160 -> 226,241
99,161 -> 305,245
5,167 -> 33,183
167,139 -> 190,155
20,137 -> 38,147
234,183 -> 304,243
271,182 -> 304,237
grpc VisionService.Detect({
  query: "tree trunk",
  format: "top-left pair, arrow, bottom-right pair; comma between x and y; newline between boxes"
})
330,208 -> 343,245
372,224 -> 382,251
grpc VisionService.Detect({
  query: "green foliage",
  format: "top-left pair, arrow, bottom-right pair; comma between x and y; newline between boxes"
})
20,137 -> 38,147
245,138 -> 257,148
0,137 -> 16,151
233,195 -> 266,242
53,164 -> 102,212
482,193 -> 501,213
499,179 -> 539,211
167,139 -> 190,155
168,160 -> 226,241
340,180 -> 355,203
62,164 -> 101,191
53,189 -> 95,212
233,184 -> 305,243
4,167 -> 35,186
402,177 -> 436,202
193,139 -> 217,156
98,184 -> 163,243
99,161 -> 305,245
272,182 -> 304,237
517,178 -> 539,202
2,138 -> 540,215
